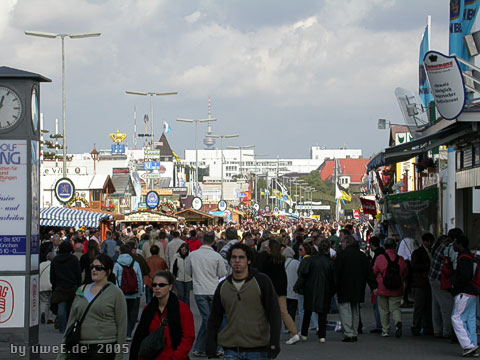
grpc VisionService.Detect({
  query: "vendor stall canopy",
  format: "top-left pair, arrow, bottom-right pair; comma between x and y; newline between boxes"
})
40,207 -> 113,228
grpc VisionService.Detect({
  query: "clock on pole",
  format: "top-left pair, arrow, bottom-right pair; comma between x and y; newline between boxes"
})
0,67 -> 50,356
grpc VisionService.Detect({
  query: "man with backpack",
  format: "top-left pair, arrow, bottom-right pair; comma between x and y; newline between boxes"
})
113,244 -> 143,341
373,237 -> 407,338
451,235 -> 478,357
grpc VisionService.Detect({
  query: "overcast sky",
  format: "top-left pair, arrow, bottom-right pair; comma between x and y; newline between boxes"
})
1,0 -> 452,159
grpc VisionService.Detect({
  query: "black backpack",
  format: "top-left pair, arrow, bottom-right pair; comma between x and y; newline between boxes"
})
382,254 -> 402,290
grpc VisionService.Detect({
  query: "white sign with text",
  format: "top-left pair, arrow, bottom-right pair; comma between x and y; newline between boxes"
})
423,51 -> 466,120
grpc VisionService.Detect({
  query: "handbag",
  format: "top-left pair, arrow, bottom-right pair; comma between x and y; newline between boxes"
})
138,314 -> 168,359
64,284 -> 110,350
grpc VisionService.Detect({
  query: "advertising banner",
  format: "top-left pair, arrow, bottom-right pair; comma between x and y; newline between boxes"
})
0,140 -> 27,271
360,197 -> 377,215
0,276 -> 25,328
423,51 -> 466,120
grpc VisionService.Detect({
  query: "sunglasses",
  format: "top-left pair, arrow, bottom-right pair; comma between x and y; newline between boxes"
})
90,264 -> 107,271
152,283 -> 170,288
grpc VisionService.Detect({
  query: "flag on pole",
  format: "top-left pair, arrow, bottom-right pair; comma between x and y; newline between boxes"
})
163,121 -> 171,133
335,182 -> 352,202
419,17 -> 434,108
449,0 -> 480,71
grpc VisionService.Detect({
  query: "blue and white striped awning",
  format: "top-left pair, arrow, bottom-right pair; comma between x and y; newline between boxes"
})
40,207 -> 113,228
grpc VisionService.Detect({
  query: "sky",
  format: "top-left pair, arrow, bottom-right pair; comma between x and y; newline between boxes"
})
0,0 -> 453,160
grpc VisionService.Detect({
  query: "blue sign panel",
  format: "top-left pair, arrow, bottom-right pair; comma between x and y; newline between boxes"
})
146,191 -> 160,209
111,144 -> 126,154
0,235 -> 27,255
144,161 -> 161,170
54,177 -> 75,204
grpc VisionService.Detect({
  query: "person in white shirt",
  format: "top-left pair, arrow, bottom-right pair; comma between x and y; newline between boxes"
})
165,230 -> 184,269
186,232 -> 226,357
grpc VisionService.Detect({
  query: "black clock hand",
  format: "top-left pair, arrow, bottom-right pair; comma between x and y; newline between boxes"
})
0,96 -> 4,109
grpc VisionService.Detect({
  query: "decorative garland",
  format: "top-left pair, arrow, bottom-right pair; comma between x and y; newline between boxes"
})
157,200 -> 176,215
67,196 -> 89,208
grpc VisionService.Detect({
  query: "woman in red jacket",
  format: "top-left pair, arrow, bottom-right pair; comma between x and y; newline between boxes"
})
130,271 -> 195,360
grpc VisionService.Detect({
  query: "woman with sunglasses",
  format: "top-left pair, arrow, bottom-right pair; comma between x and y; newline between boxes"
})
58,254 -> 127,360
130,271 -> 195,360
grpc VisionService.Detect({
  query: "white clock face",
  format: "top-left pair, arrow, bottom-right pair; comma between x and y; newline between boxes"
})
0,86 -> 22,130
31,87 -> 39,132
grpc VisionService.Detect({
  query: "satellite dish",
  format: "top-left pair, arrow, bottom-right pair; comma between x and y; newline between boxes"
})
394,87 -> 429,139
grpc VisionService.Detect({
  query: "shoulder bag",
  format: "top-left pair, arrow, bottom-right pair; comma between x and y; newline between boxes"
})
64,283 -> 110,350
138,312 -> 168,359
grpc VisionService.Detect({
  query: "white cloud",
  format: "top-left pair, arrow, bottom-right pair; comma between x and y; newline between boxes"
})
185,11 -> 202,24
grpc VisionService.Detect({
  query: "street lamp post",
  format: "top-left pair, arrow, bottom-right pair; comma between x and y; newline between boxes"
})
126,91 -> 178,146
176,118 -> 216,196
25,30 -> 101,178
210,134 -> 239,200
244,153 -> 268,203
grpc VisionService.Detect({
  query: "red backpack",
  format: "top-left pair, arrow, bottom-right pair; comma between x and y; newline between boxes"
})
119,261 -> 138,295
440,256 -> 454,290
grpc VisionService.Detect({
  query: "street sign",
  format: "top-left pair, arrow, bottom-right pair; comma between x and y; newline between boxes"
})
141,173 -> 161,179
144,161 -> 161,170
218,200 -> 227,212
146,191 -> 160,209
144,149 -> 161,160
54,177 -> 75,204
192,197 -> 203,211
265,206 -> 270,213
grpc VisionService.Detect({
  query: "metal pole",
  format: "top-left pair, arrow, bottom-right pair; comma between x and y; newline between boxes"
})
195,120 -> 198,193
61,35 -> 66,178
239,149 -> 242,177
221,137 -> 224,200
150,94 -> 154,146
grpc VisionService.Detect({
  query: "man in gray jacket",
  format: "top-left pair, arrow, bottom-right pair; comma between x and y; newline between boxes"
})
186,231 -> 226,357
165,230 -> 184,268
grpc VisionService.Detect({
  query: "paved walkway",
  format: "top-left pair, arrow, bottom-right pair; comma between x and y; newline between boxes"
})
3,295 -> 468,359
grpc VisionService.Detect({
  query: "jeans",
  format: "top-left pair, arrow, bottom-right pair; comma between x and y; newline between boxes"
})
412,287 -> 433,334
298,294 -> 318,330
175,281 -> 193,307
126,298 -> 140,337
194,294 -> 214,353
430,279 -> 453,336
57,300 -> 73,334
373,295 -> 382,330
40,291 -> 52,323
224,350 -> 268,360
451,294 -> 478,350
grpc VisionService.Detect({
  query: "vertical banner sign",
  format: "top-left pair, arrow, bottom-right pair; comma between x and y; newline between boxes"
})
419,21 -> 434,107
0,276 -> 25,328
424,51 -> 466,120
449,0 -> 480,71
0,140 -> 27,271
31,141 -> 40,271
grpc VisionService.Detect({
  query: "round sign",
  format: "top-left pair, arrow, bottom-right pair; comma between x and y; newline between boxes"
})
192,197 -> 203,211
224,209 -> 232,217
54,177 -> 75,204
218,200 -> 227,212
146,191 -> 160,209
288,208 -> 293,214
265,206 -> 270,213
274,207 -> 279,213
253,203 -> 260,211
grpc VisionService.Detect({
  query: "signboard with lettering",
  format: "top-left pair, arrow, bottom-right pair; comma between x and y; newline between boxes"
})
0,276 -> 25,328
144,149 -> 161,160
144,161 -> 161,171
0,140 -> 27,271
423,51 -> 466,120
146,191 -> 160,209
30,140 -> 40,270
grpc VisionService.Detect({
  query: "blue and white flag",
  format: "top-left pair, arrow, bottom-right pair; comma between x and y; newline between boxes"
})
163,121 -> 171,133
449,0 -> 480,71
419,20 -> 434,108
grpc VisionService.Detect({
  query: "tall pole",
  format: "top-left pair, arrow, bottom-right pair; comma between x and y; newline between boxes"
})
195,120 -> 198,192
150,94 -> 154,146
221,138 -> 224,200
335,158 -> 339,221
61,36 -> 66,176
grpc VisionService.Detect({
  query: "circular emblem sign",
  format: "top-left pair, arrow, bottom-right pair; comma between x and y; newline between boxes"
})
265,206 -> 270,213
192,197 -> 203,211
218,200 -> 227,212
0,280 -> 15,324
253,203 -> 260,211
54,177 -> 75,204
146,191 -> 160,209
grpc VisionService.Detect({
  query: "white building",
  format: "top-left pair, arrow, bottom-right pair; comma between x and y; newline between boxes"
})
310,147 -> 362,162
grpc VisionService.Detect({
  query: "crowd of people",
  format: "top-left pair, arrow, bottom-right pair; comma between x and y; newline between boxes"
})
38,219 -> 479,359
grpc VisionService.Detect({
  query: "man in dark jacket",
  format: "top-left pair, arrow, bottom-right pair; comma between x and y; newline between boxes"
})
410,233 -> 434,336
335,235 -> 377,342
451,235 -> 478,357
207,243 -> 281,359
50,241 -> 81,333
